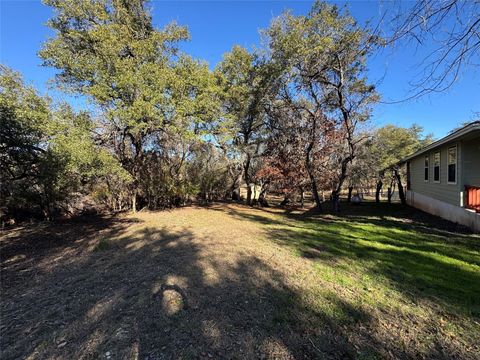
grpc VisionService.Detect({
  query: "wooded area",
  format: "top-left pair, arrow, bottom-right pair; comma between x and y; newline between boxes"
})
2,0 -> 472,222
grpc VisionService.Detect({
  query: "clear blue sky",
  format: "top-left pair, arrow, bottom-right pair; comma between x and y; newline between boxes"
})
1,0 -> 479,139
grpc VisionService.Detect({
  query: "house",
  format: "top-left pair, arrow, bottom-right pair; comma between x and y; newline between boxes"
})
401,121 -> 480,232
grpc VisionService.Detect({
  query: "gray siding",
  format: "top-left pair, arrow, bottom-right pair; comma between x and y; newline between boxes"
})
409,142 -> 462,206
461,137 -> 480,186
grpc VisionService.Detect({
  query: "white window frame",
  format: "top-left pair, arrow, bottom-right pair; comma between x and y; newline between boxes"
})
447,145 -> 457,185
424,155 -> 429,182
433,151 -> 441,183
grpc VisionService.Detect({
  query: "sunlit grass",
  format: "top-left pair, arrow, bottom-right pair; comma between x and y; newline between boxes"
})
243,202 -> 480,355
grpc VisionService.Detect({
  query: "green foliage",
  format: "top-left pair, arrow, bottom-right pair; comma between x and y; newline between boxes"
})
49,105 -> 130,181
347,124 -> 433,190
0,65 -> 127,219
370,124 -> 434,171
172,56 -> 222,135
265,1 -> 381,122
39,0 -> 195,147
1,66 -> 53,217
0,65 -> 51,180
40,0 -> 223,211
215,45 -> 276,144
216,46 -> 256,121
214,45 -> 279,203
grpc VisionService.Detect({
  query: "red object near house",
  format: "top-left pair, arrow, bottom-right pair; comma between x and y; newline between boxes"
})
465,186 -> 480,212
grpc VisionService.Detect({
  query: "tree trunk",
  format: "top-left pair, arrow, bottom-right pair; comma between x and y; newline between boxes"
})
300,187 -> 305,208
331,190 -> 340,212
332,156 -> 352,212
229,167 -> 243,201
387,187 -> 392,203
246,183 -> 252,206
375,180 -> 383,203
394,168 -> 406,205
258,192 -> 269,207
128,136 -> 143,214
310,180 -> 322,210
243,154 -> 252,205
258,183 -> 269,207
305,114 -> 322,211
347,186 -> 353,203
305,152 -> 321,210
132,188 -> 137,213
232,188 -> 240,201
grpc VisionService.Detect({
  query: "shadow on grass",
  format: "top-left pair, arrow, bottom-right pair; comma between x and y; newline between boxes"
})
1,214 -> 379,360
213,202 -> 480,318
2,203 -> 479,359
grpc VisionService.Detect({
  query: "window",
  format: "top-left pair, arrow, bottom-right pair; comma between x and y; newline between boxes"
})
434,152 -> 440,182
424,156 -> 429,181
448,146 -> 457,183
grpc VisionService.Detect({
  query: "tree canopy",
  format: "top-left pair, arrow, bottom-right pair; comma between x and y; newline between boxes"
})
1,0 -> 442,222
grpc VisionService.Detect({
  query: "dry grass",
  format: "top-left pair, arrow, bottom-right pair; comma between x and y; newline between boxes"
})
1,202 -> 479,359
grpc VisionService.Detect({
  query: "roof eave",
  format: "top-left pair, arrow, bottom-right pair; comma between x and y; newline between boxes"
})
398,121 -> 480,164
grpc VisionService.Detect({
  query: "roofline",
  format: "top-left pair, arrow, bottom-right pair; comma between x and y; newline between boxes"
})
399,121 -> 480,164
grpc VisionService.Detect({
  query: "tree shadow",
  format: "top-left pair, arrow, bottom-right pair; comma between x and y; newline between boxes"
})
2,213 -> 383,360
213,202 -> 480,318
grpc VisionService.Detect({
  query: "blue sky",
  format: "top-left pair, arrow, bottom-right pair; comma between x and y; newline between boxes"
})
1,0 -> 479,139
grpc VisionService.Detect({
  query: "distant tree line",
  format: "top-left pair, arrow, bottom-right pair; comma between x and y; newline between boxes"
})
1,0 -> 433,221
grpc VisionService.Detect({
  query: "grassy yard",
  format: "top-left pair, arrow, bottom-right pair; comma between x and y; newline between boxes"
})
1,202 -> 479,359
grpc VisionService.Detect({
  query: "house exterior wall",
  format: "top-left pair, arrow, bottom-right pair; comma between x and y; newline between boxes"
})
406,190 -> 480,232
409,142 -> 462,206
406,133 -> 479,232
